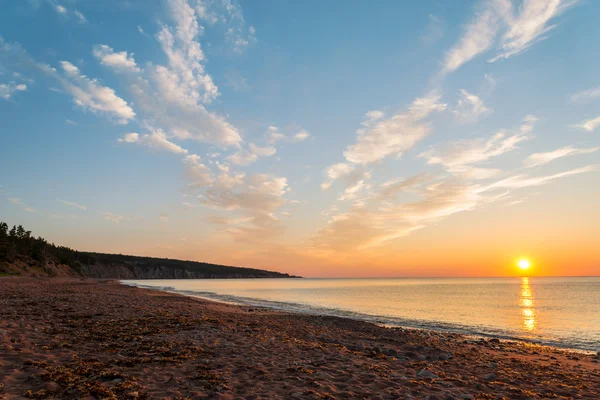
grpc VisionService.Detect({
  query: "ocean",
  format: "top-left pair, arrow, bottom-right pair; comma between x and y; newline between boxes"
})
122,277 -> 600,352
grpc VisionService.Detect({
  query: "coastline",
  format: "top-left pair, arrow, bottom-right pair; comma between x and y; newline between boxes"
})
1,278 -> 599,399
122,279 -> 600,354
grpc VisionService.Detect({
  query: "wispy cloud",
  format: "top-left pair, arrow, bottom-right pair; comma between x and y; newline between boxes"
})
0,82 -> 27,100
118,129 -> 188,154
59,199 -> 87,210
421,115 -> 537,178
524,146 -> 600,167
227,143 -> 276,166
443,0 -> 577,73
452,89 -> 492,123
55,61 -> 135,124
489,0 -> 578,63
99,211 -> 126,223
343,92 -> 446,165
574,116 -> 600,132
570,86 -> 600,103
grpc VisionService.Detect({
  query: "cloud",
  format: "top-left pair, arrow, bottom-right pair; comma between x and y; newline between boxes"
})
0,37 -> 134,124
73,10 -> 87,24
8,198 -> 22,205
320,164 -> 372,201
421,115 -> 537,178
197,169 -> 290,242
293,129 -> 311,142
483,165 -> 599,190
452,89 -> 492,123
183,154 -> 214,187
56,61 -> 135,124
343,93 -> 446,165
119,0 -> 242,147
227,143 -> 276,166
59,199 -> 87,210
524,146 -> 600,167
443,0 -> 577,72
0,82 -> 27,100
574,116 -> 600,132
264,125 -> 311,145
55,5 -> 67,14
119,129 -> 188,154
93,45 -> 140,73
117,133 -> 139,143
99,211 -> 126,223
489,0 -> 578,63
442,1 -> 506,73
313,162 -> 599,253
193,0 -> 256,53
570,86 -> 600,103
420,14 -> 444,45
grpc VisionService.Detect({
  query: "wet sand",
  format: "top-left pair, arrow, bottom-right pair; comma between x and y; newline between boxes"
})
1,278 -> 599,399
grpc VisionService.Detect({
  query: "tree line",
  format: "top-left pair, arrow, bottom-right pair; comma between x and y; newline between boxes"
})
0,221 -> 95,273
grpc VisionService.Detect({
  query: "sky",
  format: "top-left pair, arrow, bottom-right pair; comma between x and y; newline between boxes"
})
1,0 -> 599,278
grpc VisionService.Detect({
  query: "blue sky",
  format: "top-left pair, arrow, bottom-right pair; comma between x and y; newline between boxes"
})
1,0 -> 599,276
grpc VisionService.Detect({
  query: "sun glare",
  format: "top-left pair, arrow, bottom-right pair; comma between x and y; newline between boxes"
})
518,259 -> 531,271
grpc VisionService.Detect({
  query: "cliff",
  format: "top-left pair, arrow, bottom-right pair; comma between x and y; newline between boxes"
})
0,222 -> 298,279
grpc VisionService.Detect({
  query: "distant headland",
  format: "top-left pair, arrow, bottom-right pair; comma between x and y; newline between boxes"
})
0,221 -> 299,279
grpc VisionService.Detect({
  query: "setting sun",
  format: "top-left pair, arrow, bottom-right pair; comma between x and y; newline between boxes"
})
518,259 -> 531,271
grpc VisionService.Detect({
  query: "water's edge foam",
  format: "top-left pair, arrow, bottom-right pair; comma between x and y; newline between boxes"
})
121,281 -> 595,354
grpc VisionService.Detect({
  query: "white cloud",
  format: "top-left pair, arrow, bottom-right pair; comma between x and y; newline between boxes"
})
421,115 -> 537,177
183,154 -> 214,187
524,146 -> 599,167
574,116 -> 600,132
293,129 -> 311,142
56,5 -> 67,14
118,0 -> 242,148
118,133 -> 140,143
453,89 -> 492,123
199,171 -> 290,242
120,129 -> 188,154
93,45 -> 140,73
57,61 -> 135,124
73,10 -> 87,23
321,163 -> 355,190
344,93 -> 446,165
570,86 -> 600,103
8,198 -> 22,205
442,1 -> 506,73
99,211 -> 125,223
490,0 -> 578,63
443,0 -> 577,72
483,165 -> 599,190
421,14 -> 444,45
59,199 -> 87,210
265,126 -> 286,144
227,143 -> 276,166
0,82 -> 27,100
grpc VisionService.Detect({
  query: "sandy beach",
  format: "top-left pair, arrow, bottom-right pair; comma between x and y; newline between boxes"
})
1,278 -> 599,399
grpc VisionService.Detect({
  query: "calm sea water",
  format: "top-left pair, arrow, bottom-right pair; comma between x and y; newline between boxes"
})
122,277 -> 600,352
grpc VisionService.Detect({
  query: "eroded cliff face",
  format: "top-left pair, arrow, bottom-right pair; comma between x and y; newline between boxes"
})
2,256 -> 294,279
77,263 -> 279,279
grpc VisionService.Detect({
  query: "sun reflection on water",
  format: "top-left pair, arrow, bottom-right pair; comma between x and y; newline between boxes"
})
520,277 -> 536,331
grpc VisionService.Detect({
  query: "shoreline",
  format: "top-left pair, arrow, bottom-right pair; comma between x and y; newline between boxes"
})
122,280 -> 598,355
1,278 -> 599,399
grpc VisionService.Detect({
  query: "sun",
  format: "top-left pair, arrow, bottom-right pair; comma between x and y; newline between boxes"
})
517,258 -> 531,271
